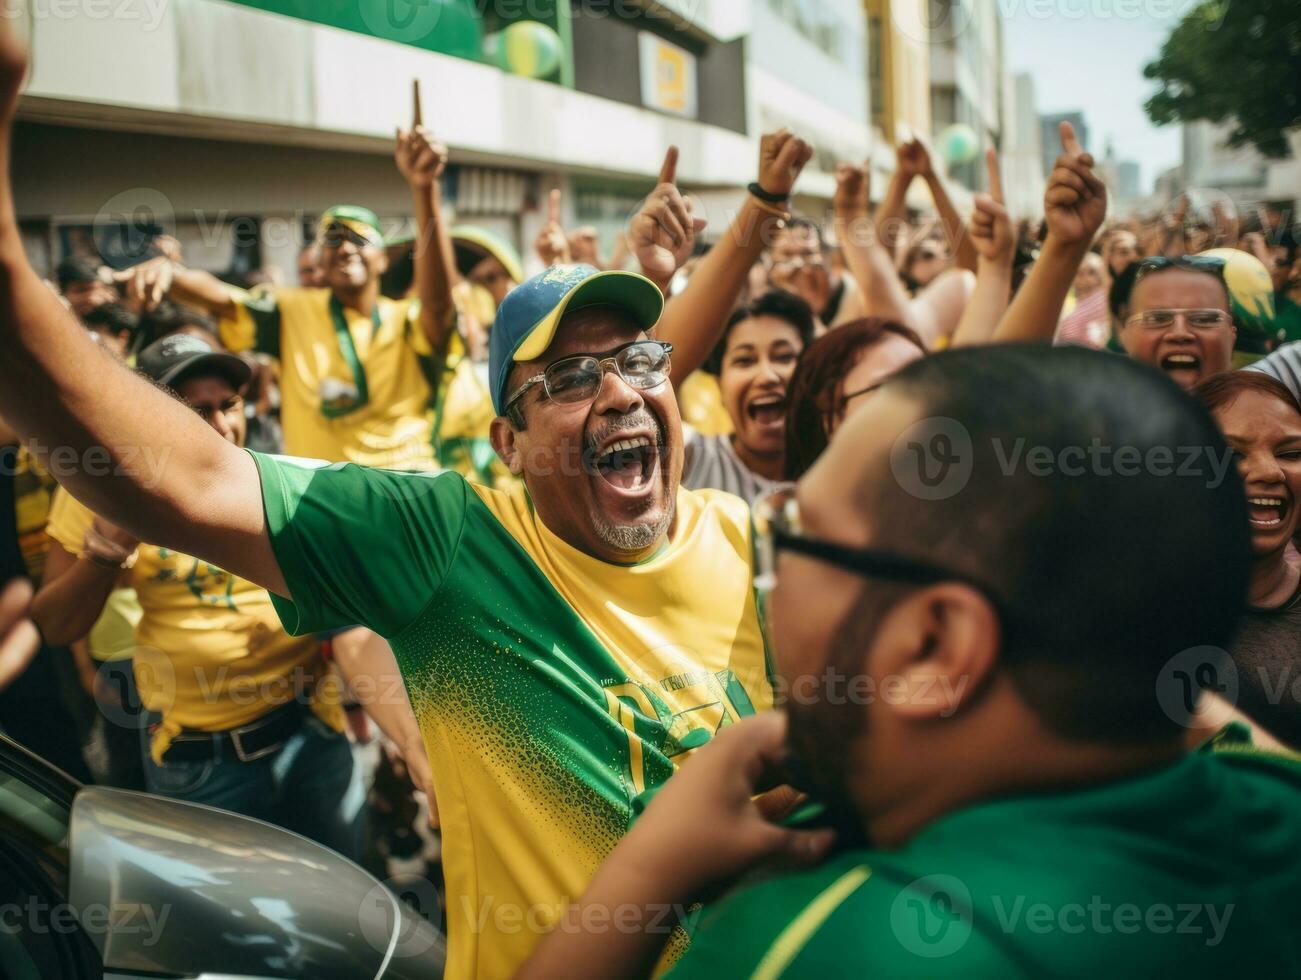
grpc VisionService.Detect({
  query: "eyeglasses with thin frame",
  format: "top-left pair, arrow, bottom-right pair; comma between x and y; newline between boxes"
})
752,485 -> 1014,631
504,340 -> 673,418
1124,309 -> 1233,331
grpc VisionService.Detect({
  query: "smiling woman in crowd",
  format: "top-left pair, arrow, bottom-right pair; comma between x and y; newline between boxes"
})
1195,371 -> 1301,747
681,291 -> 817,503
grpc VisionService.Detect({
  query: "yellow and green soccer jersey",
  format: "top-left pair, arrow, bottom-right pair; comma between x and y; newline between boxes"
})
220,287 -> 437,469
252,454 -> 774,979
46,489 -> 344,762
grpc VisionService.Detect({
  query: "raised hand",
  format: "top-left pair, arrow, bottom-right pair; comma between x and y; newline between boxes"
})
896,138 -> 934,180
970,149 -> 1013,264
833,161 -> 871,221
1044,121 -> 1106,248
535,188 -> 572,267
113,256 -> 174,311
628,147 -> 707,286
395,125 -> 448,191
758,130 -> 814,199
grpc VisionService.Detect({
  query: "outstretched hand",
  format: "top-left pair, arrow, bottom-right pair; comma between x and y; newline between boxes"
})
1043,121 -> 1106,248
970,149 -> 1013,264
113,256 -> 174,311
628,147 -> 707,285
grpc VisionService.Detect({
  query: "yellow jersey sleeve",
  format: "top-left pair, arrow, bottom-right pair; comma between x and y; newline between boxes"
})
219,287 -> 282,356
45,487 -> 95,557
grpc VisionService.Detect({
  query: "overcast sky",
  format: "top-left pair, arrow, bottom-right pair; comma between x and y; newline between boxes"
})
1003,4 -> 1190,193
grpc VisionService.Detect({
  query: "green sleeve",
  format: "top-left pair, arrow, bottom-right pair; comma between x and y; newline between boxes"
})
251,451 -> 469,637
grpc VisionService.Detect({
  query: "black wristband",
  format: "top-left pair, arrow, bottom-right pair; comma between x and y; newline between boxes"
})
748,182 -> 789,205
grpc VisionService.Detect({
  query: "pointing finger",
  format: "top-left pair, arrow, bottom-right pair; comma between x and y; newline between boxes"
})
985,149 -> 1004,204
1060,120 -> 1083,158
658,145 -> 679,187
548,188 -> 562,226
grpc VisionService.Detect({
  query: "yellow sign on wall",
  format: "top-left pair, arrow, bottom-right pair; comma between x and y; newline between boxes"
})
639,32 -> 698,119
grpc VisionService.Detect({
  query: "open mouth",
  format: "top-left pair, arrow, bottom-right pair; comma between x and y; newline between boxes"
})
1160,353 -> 1201,375
1248,495 -> 1290,529
594,436 -> 661,494
746,396 -> 786,428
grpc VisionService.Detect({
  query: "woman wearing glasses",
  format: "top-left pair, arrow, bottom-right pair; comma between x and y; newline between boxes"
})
1194,371 -> 1301,748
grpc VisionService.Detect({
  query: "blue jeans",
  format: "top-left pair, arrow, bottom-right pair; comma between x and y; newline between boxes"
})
141,714 -> 365,862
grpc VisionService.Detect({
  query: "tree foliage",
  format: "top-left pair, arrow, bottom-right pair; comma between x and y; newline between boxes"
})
1144,0 -> 1301,158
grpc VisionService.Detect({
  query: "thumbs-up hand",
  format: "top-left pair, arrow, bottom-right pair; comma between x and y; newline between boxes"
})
535,188 -> 572,267
628,146 -> 708,286
970,149 -> 1013,264
1044,121 -> 1106,248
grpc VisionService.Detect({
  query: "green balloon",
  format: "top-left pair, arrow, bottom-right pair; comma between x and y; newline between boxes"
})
939,124 -> 980,165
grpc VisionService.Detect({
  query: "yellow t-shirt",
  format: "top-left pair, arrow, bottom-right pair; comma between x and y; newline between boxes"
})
678,371 -> 734,438
253,456 -> 774,979
221,286 -> 437,469
11,445 -> 54,582
46,489 -> 344,762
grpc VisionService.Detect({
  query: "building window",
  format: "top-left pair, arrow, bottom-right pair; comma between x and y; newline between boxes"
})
765,0 -> 847,63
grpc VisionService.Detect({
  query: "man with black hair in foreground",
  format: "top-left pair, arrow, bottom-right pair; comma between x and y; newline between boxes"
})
521,346 -> 1301,978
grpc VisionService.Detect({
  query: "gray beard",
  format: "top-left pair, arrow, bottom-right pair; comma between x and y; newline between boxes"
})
591,498 -> 675,553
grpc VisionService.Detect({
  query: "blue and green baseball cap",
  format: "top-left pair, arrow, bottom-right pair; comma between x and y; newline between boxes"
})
489,264 -> 665,415
317,205 -> 384,248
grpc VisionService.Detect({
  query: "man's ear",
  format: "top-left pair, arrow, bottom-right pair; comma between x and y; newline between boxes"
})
870,584 -> 999,721
490,415 -> 525,476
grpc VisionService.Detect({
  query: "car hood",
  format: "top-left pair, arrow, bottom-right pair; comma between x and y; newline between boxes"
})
69,786 -> 444,978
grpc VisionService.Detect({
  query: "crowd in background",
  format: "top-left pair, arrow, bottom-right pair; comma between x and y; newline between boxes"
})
3,52 -> 1301,974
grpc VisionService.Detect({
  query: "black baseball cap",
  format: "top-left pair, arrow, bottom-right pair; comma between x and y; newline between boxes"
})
137,333 -> 251,390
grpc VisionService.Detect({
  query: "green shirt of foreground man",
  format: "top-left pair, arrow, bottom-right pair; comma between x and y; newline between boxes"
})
519,346 -> 1301,979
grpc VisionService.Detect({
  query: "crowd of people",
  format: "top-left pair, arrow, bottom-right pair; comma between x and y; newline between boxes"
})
1,16 -> 1300,979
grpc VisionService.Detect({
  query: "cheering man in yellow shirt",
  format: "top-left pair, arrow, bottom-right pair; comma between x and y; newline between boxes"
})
117,125 -> 458,471
0,19 -> 815,975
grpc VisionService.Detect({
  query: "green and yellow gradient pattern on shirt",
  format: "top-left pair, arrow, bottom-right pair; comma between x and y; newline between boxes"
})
252,454 -> 772,980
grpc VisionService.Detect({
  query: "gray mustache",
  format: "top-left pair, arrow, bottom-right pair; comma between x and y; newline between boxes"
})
584,411 -> 665,456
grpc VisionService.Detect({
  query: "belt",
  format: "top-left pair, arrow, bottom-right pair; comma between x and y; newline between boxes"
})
160,702 -> 308,765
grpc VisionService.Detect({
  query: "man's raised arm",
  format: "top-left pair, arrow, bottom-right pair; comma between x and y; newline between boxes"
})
0,25 -> 284,596
650,132 -> 812,380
